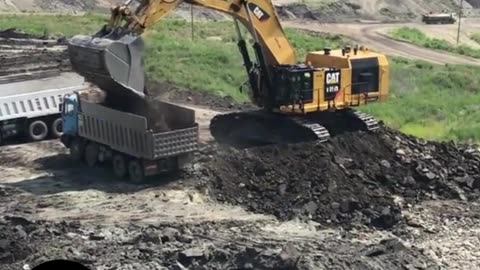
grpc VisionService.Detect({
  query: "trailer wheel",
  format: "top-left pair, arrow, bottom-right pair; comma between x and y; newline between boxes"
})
128,160 -> 145,184
28,120 -> 48,141
50,118 -> 63,138
112,153 -> 127,178
70,139 -> 85,162
84,143 -> 99,168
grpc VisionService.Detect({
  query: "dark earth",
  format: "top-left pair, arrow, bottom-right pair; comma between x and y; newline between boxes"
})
0,29 -> 479,269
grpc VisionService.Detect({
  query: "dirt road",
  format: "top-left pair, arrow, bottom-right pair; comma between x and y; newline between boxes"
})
285,20 -> 480,66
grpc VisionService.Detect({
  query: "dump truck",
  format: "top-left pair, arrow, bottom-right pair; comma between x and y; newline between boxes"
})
59,89 -> 199,183
0,72 -> 86,145
422,12 -> 457,24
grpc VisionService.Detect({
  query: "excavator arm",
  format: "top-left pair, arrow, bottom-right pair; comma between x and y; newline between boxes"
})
68,0 -> 297,108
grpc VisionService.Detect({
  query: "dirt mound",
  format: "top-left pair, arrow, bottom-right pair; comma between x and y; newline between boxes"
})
200,126 -> 480,229
0,28 -> 70,84
0,216 -> 440,270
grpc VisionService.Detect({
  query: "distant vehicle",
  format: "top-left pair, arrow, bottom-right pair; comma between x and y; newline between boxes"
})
0,73 -> 86,145
422,12 -> 457,24
60,90 -> 199,183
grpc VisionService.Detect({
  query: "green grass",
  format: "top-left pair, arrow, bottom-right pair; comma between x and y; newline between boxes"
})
143,20 -> 345,101
2,14 -> 480,142
470,33 -> 480,45
362,57 -> 480,142
0,13 -> 108,37
390,26 -> 480,59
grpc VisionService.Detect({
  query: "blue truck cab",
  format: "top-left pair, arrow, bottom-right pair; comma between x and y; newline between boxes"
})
61,93 -> 79,137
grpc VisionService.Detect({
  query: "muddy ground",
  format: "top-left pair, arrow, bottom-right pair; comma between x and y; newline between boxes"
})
1,96 -> 480,270
0,28 -> 70,84
1,30 -> 480,270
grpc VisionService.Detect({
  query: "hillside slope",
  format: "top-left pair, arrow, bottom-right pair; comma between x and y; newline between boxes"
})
277,0 -> 480,22
0,0 -> 121,12
0,0 -> 479,23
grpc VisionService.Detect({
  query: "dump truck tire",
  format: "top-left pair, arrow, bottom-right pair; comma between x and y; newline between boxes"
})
28,120 -> 48,141
112,153 -> 127,178
85,142 -> 99,168
51,118 -> 63,138
128,159 -> 145,184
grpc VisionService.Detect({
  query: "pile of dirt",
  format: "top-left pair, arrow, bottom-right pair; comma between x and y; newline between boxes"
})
0,216 -> 440,270
0,28 -> 70,83
200,126 -> 480,229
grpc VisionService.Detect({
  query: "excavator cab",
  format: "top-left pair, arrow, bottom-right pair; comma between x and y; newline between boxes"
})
271,65 -> 315,108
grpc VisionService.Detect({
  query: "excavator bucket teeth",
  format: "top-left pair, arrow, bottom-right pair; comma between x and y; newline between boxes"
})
67,33 -> 146,99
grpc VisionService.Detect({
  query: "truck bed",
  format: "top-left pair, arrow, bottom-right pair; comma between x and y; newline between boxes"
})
0,72 -> 87,122
78,99 -> 198,160
0,72 -> 84,96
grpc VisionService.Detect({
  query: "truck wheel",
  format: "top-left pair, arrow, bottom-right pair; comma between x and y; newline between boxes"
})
128,160 -> 145,184
112,154 -> 127,178
28,120 -> 48,141
50,118 -> 63,138
70,139 -> 85,162
84,143 -> 99,168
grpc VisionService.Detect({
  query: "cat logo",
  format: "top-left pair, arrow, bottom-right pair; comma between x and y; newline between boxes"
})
324,70 -> 341,99
326,71 -> 340,85
247,3 -> 270,21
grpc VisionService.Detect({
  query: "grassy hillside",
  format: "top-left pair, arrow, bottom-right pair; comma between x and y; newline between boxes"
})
1,14 -> 480,142
390,27 -> 480,59
362,58 -> 480,142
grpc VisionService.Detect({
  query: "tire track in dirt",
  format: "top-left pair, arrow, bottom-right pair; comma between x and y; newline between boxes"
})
284,20 -> 480,66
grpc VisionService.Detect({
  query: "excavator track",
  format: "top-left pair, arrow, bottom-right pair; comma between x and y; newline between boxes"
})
209,109 -> 380,149
349,110 -> 380,131
290,117 -> 330,143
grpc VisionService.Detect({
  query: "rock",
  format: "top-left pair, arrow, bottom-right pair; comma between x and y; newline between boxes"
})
380,160 -> 391,168
278,184 -> 287,196
466,177 -> 480,189
15,225 -> 28,239
279,243 -> 300,266
89,233 -> 105,241
178,247 -> 205,265
425,172 -> 436,180
4,215 -> 34,226
0,239 -> 9,251
304,201 -> 317,214
120,234 -> 142,245
142,229 -> 161,244
161,227 -> 180,243
396,149 -> 406,155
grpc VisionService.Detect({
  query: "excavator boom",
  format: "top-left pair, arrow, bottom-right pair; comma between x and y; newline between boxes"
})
68,0 -> 296,102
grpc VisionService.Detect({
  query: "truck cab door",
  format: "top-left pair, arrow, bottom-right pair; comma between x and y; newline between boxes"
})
62,94 -> 79,136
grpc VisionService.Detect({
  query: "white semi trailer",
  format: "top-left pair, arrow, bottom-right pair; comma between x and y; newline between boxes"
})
0,72 -> 87,144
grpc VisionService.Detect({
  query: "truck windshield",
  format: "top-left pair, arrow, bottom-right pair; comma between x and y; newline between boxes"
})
66,103 -> 75,114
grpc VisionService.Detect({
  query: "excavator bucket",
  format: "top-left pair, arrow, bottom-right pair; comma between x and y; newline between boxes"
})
67,31 -> 146,100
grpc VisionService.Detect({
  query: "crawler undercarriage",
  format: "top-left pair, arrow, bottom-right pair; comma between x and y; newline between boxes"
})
209,109 -> 379,148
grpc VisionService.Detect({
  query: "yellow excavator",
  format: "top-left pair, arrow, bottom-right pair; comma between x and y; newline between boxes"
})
67,0 -> 389,147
